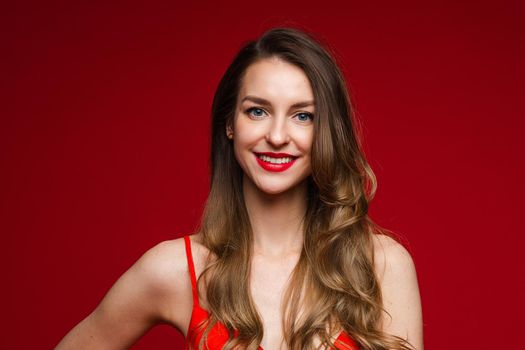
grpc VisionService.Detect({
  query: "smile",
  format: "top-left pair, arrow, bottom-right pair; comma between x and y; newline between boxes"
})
256,154 -> 294,164
254,152 -> 298,172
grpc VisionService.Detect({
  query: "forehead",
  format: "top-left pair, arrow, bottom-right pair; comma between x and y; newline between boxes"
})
239,58 -> 314,104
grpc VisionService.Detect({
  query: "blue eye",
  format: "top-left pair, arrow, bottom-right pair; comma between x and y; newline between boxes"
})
246,107 -> 266,118
296,112 -> 313,122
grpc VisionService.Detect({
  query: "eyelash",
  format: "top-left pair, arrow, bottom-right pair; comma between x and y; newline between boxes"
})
245,107 -> 266,118
244,107 -> 314,122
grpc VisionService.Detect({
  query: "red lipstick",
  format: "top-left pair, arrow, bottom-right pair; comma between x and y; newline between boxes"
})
254,152 -> 298,172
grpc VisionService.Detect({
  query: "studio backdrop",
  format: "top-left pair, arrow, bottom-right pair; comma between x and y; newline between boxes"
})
2,1 -> 524,349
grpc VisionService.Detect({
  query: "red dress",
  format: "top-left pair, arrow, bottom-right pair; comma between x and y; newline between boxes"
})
183,235 -> 359,350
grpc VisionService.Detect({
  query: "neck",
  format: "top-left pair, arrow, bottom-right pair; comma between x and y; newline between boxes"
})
242,175 -> 308,257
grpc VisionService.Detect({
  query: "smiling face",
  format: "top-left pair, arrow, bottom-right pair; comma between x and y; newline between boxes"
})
226,57 -> 315,196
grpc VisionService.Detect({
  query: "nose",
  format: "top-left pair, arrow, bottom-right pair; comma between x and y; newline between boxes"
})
265,115 -> 290,146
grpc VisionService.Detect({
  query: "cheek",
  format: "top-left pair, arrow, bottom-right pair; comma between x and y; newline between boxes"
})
234,119 -> 264,146
296,129 -> 314,153
232,129 -> 257,164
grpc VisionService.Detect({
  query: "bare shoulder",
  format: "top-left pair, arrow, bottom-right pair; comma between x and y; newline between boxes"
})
371,234 -> 416,281
135,235 -> 200,330
56,235 -> 199,349
145,233 -> 211,317
185,232 -> 211,264
371,233 -> 424,349
138,232 -> 208,284
136,237 -> 189,292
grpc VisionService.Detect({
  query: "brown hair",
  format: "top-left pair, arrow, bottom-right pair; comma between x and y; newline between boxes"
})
193,27 -> 413,350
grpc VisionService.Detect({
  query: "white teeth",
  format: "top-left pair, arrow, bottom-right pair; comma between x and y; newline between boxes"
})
257,154 -> 294,164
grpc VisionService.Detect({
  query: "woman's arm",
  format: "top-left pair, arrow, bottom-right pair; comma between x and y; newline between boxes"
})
56,239 -> 190,349
373,234 -> 424,350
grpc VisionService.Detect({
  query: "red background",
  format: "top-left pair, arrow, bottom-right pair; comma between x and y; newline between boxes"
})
2,1 -> 524,349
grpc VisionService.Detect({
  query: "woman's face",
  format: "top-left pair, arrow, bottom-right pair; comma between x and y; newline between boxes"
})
227,57 -> 315,195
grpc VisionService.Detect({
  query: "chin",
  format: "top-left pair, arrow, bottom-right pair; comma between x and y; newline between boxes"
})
260,187 -> 288,196
257,181 -> 304,196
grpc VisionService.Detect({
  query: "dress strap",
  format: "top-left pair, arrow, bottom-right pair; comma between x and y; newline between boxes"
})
183,235 -> 200,306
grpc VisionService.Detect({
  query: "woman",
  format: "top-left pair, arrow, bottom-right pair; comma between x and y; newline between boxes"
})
57,27 -> 423,350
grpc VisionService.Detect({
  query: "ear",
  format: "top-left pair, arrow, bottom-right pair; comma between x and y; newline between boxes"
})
226,124 -> 234,139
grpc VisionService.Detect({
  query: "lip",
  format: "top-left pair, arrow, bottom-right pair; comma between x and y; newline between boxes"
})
254,152 -> 297,172
254,152 -> 298,158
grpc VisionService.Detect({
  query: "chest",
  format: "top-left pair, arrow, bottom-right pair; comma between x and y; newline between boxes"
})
249,255 -> 299,349
193,256 -> 352,350
250,254 -> 298,310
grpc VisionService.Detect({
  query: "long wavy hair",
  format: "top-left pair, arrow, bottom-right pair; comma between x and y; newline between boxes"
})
191,27 -> 413,350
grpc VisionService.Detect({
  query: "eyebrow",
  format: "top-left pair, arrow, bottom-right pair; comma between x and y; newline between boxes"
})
241,95 -> 315,109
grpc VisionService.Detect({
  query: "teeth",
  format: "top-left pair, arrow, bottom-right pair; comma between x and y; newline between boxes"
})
257,154 -> 294,164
